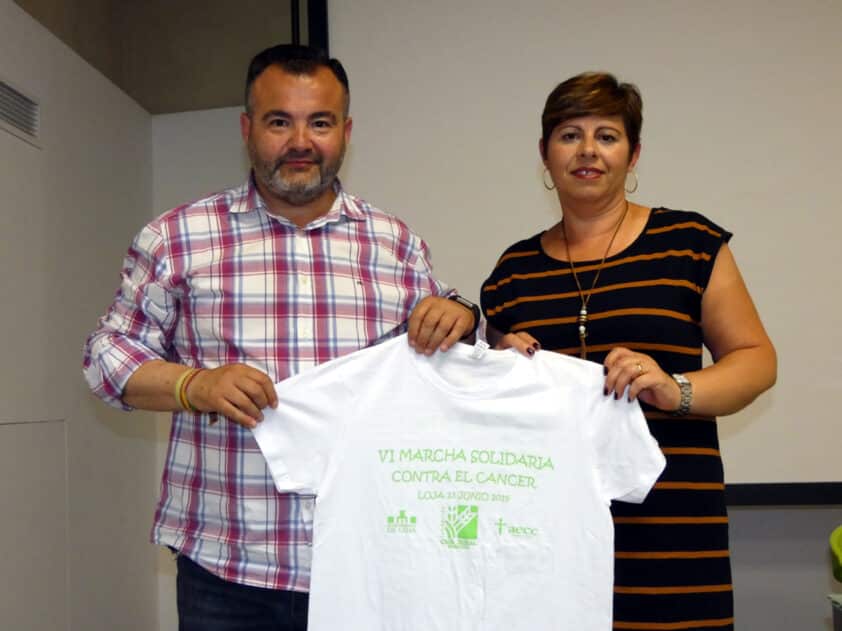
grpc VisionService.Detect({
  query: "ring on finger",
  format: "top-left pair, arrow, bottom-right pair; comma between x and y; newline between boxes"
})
635,361 -> 643,375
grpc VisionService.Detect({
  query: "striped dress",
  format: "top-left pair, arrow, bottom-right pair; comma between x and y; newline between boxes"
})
481,208 -> 734,630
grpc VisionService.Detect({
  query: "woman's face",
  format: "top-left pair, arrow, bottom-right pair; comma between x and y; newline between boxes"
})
541,114 -> 639,206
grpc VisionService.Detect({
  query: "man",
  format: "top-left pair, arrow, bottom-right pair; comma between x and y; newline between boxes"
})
83,44 -> 477,630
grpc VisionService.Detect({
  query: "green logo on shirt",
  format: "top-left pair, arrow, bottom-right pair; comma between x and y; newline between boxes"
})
386,509 -> 416,534
495,517 -> 539,538
441,505 -> 478,549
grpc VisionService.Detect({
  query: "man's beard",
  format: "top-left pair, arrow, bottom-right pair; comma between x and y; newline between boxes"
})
251,147 -> 344,206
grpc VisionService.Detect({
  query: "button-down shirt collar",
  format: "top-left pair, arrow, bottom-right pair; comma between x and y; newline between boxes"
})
231,174 -> 367,230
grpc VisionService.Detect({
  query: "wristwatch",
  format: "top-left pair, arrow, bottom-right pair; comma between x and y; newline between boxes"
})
447,295 -> 481,340
670,373 -> 693,416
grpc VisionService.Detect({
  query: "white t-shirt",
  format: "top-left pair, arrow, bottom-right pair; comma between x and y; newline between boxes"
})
253,334 -> 665,631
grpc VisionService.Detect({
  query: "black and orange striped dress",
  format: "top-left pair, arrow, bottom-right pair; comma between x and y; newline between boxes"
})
481,208 -> 734,630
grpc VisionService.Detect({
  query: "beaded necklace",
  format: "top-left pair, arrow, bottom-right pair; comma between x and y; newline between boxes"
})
560,200 -> 629,359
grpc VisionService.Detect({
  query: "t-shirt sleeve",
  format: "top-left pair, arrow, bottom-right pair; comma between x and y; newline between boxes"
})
585,382 -> 666,504
252,361 -> 357,495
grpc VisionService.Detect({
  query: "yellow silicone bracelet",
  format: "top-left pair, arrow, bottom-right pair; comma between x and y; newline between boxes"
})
180,368 -> 203,413
173,367 -> 198,411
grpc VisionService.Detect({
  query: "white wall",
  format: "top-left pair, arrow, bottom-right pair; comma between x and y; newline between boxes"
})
329,0 -> 842,485
0,1 -> 159,629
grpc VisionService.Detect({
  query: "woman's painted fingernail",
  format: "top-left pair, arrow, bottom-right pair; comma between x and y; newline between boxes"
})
603,366 -> 608,375
614,392 -> 620,400
526,347 -> 535,356
532,342 -> 540,350
603,388 -> 609,396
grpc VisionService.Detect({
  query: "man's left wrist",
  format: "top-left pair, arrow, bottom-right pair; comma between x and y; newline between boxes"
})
447,295 -> 481,340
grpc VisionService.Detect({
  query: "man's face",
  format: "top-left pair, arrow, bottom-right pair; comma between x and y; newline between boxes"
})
241,65 -> 351,208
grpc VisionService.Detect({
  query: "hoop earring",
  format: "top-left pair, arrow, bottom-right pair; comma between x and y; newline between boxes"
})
543,168 -> 556,191
625,170 -> 639,194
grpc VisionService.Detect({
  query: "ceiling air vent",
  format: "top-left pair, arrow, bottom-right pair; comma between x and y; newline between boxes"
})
0,78 -> 40,147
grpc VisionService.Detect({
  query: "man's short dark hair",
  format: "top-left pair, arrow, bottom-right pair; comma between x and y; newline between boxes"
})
244,44 -> 350,115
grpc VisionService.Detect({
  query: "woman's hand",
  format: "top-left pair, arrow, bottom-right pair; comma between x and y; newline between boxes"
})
490,330 -> 541,357
604,347 -> 682,411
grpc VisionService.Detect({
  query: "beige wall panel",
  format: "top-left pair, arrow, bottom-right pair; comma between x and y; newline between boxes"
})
0,421 -> 67,631
0,128 -> 57,423
1,2 -> 161,630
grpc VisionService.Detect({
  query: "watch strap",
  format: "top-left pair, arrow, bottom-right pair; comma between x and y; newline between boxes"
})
447,295 -> 481,340
670,373 -> 693,416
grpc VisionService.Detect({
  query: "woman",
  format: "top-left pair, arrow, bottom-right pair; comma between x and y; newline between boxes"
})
481,73 -> 776,630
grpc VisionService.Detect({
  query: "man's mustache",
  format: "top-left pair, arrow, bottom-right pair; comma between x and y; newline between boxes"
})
273,151 -> 322,171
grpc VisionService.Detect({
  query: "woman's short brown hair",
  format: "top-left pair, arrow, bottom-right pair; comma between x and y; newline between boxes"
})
541,72 -> 642,160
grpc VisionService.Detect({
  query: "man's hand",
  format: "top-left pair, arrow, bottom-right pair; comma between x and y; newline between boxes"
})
187,364 -> 278,429
407,296 -> 476,355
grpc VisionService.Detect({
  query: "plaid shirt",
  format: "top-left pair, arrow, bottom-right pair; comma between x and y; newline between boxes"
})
83,178 -> 447,591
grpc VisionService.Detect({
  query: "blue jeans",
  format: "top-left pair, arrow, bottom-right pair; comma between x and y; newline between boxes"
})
176,554 -> 309,631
